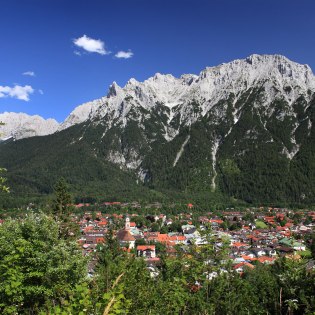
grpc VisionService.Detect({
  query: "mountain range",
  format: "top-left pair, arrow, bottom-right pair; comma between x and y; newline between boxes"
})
1,54 -> 315,206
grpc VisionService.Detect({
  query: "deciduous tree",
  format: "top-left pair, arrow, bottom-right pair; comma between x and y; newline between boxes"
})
0,213 -> 87,314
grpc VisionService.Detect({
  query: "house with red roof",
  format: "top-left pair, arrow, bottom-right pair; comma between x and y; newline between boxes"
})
257,256 -> 275,264
137,245 -> 156,258
233,262 -> 255,273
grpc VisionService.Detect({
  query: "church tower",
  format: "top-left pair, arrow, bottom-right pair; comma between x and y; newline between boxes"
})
125,216 -> 130,230
117,216 -> 135,249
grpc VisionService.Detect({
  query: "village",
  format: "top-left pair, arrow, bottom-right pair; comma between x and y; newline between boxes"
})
74,203 -> 315,276
0,202 -> 314,314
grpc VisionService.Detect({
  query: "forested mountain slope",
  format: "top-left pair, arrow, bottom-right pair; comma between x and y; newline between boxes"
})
1,54 -> 315,205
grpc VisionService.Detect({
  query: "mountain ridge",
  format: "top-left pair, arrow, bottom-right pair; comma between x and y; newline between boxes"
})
1,54 -> 315,205
1,54 -> 314,141
65,54 -> 315,136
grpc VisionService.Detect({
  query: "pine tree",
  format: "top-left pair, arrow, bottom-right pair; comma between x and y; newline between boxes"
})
52,177 -> 73,219
0,123 -> 9,193
0,168 -> 9,193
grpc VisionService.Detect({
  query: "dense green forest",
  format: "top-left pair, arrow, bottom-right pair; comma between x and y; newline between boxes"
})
0,213 -> 314,315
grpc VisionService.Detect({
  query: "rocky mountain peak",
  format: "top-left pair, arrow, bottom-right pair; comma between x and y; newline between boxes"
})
0,112 -> 59,140
107,81 -> 123,97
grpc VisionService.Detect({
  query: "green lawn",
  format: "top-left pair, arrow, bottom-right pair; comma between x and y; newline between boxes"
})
255,220 -> 268,229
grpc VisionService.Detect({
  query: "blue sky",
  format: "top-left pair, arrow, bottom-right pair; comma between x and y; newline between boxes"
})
0,0 -> 315,122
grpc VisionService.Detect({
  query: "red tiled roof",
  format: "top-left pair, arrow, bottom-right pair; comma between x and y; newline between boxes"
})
241,255 -> 257,261
231,242 -> 248,248
209,219 -> 223,224
137,245 -> 155,251
234,262 -> 255,270
96,237 -> 105,243
276,226 -> 287,231
257,256 -> 275,263
157,234 -> 169,242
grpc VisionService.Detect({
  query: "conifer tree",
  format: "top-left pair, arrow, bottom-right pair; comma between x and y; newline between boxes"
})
0,168 -> 9,193
52,177 -> 73,219
0,122 -> 9,193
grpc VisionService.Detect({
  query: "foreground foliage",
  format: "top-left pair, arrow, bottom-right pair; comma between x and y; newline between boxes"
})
0,215 -> 314,314
0,214 -> 87,314
48,232 -> 315,315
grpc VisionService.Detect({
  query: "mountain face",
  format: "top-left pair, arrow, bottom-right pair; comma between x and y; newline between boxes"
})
1,54 -> 315,205
0,112 -> 59,140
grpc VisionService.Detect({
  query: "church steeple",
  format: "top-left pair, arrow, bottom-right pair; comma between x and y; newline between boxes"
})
125,216 -> 130,230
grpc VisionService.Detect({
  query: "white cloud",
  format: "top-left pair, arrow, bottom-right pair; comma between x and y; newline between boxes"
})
115,50 -> 134,59
74,50 -> 82,56
73,35 -> 108,55
38,89 -> 44,95
23,71 -> 35,77
0,85 -> 34,101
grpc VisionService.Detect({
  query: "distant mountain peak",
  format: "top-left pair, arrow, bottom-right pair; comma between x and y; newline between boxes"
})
0,112 -> 59,140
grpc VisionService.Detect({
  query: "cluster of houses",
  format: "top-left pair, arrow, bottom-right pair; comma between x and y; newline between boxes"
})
74,206 -> 314,275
